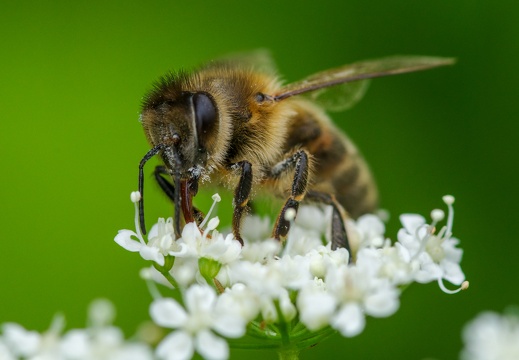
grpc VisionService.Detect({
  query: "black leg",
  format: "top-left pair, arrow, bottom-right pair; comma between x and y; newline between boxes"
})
270,150 -> 309,240
231,161 -> 253,245
154,166 -> 175,201
306,190 -> 352,262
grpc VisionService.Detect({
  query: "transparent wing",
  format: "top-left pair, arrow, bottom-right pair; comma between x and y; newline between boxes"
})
274,55 -> 455,101
308,79 -> 370,112
207,49 -> 278,74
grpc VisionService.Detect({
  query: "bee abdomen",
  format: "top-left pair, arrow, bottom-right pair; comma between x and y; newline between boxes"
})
331,156 -> 378,219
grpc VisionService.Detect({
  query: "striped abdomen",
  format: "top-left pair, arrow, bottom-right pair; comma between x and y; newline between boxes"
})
283,100 -> 378,218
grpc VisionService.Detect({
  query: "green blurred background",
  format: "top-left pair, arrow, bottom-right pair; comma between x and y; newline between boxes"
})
1,1 -> 517,359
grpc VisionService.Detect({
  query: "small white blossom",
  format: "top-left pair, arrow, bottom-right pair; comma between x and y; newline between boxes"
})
1,323 -> 42,358
150,285 -> 246,360
88,298 -> 116,328
241,238 -> 280,263
356,243 -> 417,285
297,278 -> 337,331
0,300 -> 153,360
228,260 -> 285,305
305,244 -> 350,279
295,205 -> 331,235
241,215 -> 272,243
326,262 -> 400,337
215,284 -> 261,323
115,217 -> 185,266
396,196 -> 466,292
284,225 -> 323,256
461,310 -> 519,360
170,257 -> 199,287
0,340 -> 14,360
352,214 -> 386,248
179,221 -> 241,265
228,256 -> 308,323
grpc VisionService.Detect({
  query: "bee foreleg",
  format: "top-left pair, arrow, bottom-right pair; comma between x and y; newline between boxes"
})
270,150 -> 309,241
231,161 -> 253,246
306,191 -> 352,262
154,166 -> 205,227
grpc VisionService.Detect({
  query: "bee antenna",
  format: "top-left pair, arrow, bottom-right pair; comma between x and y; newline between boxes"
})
138,144 -> 165,235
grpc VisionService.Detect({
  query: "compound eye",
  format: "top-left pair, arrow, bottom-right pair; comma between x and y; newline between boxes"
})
255,92 -> 266,103
193,92 -> 217,139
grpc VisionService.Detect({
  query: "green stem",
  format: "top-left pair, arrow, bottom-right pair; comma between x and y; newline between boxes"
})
274,301 -> 290,346
278,348 -> 300,360
153,260 -> 179,289
162,270 -> 179,289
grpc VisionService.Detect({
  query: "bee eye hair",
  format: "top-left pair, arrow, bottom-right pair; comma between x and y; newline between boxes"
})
193,92 -> 217,137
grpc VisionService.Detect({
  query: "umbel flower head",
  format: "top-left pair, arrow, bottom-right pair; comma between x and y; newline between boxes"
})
461,309 -> 519,360
0,299 -> 153,360
115,192 -> 469,360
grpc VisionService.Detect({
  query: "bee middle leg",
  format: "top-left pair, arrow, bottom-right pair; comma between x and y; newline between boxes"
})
230,161 -> 253,246
269,149 -> 310,240
154,165 -> 205,226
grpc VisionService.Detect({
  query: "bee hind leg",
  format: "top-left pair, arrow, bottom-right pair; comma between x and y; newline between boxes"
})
306,190 -> 352,262
270,150 -> 310,241
154,166 -> 205,226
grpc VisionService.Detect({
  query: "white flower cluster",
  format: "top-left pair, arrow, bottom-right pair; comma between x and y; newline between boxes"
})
115,193 -> 468,360
0,299 -> 153,360
461,310 -> 519,360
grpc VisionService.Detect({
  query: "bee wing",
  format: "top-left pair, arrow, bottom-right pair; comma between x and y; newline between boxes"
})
208,49 -> 278,75
306,79 -> 371,112
274,55 -> 455,102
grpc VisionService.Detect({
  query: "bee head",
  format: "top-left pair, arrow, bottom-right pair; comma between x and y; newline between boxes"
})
140,91 -> 219,179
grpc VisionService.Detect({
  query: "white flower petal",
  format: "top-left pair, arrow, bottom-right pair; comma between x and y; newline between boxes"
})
364,285 -> 400,317
88,298 -> 116,327
195,330 -> 229,360
241,239 -> 280,262
399,214 -> 425,234
94,326 -> 125,348
171,258 -> 198,286
241,216 -> 271,242
150,298 -> 187,328
201,235 -> 242,264
215,284 -> 260,323
0,341 -> 15,360
182,222 -> 201,240
60,329 -> 90,358
139,246 -> 165,266
461,311 -> 519,360
185,285 -> 216,314
156,331 -> 193,360
297,289 -> 337,331
114,230 -> 143,252
279,289 -> 297,321
112,343 -> 154,360
148,220 -> 162,239
441,260 -> 466,285
332,303 -> 365,337
294,205 -> 329,233
211,314 -> 246,338
2,323 -> 41,357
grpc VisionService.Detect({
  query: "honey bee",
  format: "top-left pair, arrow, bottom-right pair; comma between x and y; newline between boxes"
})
137,52 -> 453,255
